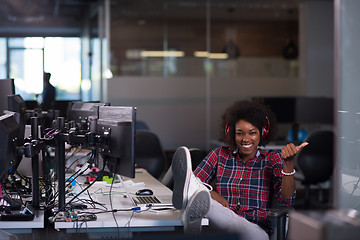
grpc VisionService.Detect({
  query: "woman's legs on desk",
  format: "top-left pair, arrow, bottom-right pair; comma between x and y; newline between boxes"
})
171,146 -> 268,240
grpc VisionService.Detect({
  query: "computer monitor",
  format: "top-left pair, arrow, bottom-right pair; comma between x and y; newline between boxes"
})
0,79 -> 15,115
96,106 -> 136,178
255,97 -> 296,124
53,100 -> 73,118
6,95 -> 27,145
295,97 -> 334,124
7,94 -> 26,115
16,125 -> 44,178
0,114 -> 21,182
254,96 -> 334,124
67,101 -> 107,123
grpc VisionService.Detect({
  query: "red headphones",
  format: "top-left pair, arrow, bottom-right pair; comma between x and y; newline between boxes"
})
225,124 -> 229,136
262,116 -> 270,140
225,117 -> 270,139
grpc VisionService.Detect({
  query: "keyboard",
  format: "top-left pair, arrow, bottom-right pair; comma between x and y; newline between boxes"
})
135,196 -> 161,204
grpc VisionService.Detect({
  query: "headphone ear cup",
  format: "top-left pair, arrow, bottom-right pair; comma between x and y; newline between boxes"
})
262,127 -> 269,140
262,117 -> 270,140
225,124 -> 229,136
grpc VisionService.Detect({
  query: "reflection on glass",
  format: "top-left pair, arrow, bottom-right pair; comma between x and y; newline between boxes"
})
0,38 -> 6,79
117,55 -> 298,78
9,37 -> 44,48
10,48 -> 43,100
44,37 -> 81,100
338,111 -> 360,210
91,38 -> 101,101
8,37 -> 81,101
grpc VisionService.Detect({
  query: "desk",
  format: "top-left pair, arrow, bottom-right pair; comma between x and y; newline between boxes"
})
0,210 -> 44,235
54,169 -> 208,238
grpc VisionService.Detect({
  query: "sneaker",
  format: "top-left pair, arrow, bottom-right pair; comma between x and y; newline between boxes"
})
181,188 -> 210,233
172,146 -> 211,210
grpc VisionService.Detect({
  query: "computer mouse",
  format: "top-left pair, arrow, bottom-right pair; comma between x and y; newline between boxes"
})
135,189 -> 153,196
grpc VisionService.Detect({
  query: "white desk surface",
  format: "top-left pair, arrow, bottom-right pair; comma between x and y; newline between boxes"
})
54,168 -> 208,232
0,210 -> 44,230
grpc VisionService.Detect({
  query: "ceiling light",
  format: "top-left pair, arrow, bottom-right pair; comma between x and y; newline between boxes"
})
194,51 -> 228,59
140,51 -> 185,57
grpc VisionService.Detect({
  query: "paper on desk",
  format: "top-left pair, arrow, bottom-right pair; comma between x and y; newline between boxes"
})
105,179 -> 145,189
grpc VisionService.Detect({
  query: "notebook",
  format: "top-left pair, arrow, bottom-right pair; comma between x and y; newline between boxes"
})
118,180 -> 173,209
131,194 -> 173,209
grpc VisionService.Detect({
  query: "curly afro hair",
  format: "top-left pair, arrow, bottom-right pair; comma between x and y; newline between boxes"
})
220,99 -> 277,148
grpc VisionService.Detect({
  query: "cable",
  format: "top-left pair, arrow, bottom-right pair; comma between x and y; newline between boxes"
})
3,176 -> 25,208
65,150 -> 93,173
52,160 -> 107,217
77,207 -> 141,215
43,128 -> 61,140
117,174 -> 150,238
125,210 -> 135,238
351,177 -> 360,195
51,159 -> 93,202
86,189 -> 108,210
109,172 -> 120,239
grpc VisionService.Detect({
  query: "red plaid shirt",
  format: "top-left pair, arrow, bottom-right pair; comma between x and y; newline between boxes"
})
193,146 -> 295,233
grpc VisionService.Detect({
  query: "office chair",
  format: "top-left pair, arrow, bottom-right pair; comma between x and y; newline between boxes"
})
136,120 -> 150,130
161,148 -> 207,190
295,130 -> 334,209
268,198 -> 294,240
135,130 -> 167,179
188,148 -> 207,170
161,147 -> 291,240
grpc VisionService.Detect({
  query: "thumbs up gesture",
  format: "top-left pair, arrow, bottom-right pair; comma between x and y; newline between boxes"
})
281,142 -> 309,161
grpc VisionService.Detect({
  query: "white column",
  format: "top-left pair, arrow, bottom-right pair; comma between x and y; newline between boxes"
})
299,0 -> 334,97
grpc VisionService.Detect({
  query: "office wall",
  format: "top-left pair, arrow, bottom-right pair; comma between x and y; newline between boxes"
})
107,1 -> 334,151
107,76 -> 302,151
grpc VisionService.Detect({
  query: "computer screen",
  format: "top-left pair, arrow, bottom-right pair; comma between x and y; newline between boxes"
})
253,97 -> 296,123
0,114 -> 21,182
253,96 -> 334,124
295,97 -> 334,124
0,79 -> 15,115
96,106 -> 136,178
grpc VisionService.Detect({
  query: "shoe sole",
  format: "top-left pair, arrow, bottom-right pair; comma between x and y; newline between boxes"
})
172,146 -> 192,210
182,189 -> 210,234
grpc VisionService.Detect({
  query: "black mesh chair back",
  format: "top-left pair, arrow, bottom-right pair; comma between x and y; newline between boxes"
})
135,130 -> 166,179
297,130 -> 334,185
189,148 -> 207,171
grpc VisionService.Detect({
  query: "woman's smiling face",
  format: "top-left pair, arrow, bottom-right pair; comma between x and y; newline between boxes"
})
235,119 -> 261,161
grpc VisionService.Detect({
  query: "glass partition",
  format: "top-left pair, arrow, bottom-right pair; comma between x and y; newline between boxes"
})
10,47 -> 43,100
0,38 -> 7,79
107,0 -> 299,150
7,37 -> 81,101
335,0 -> 360,211
44,37 -> 81,100
110,0 -> 298,78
